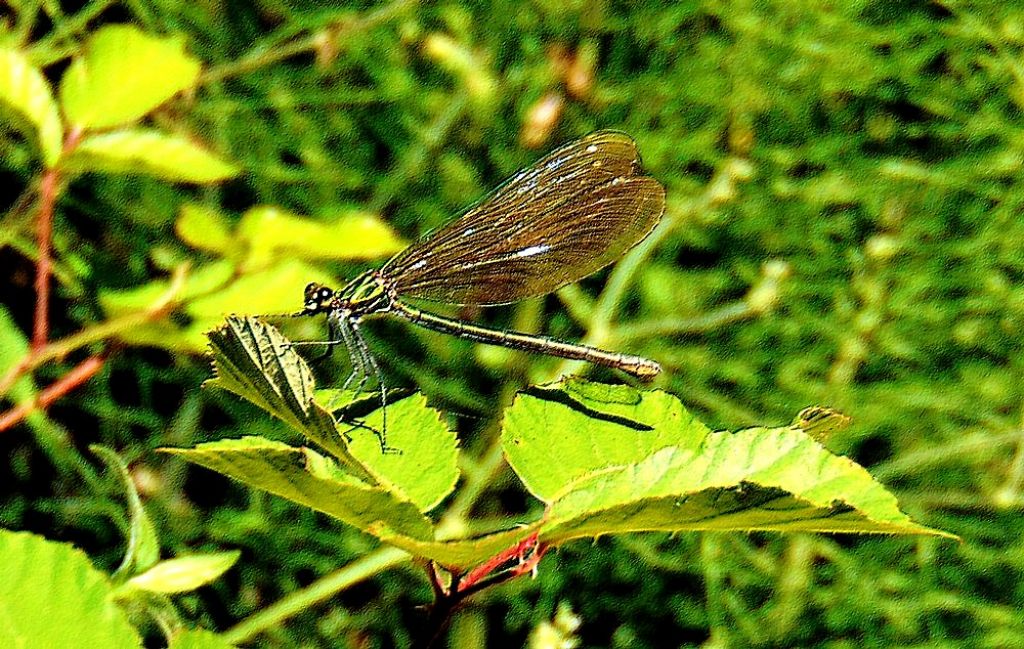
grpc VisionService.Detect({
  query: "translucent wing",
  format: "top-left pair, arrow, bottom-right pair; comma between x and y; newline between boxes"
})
381,131 -> 666,306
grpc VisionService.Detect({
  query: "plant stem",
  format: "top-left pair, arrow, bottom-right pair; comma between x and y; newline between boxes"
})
221,546 -> 410,645
0,262 -> 186,400
31,127 -> 83,351
32,168 -> 58,350
198,0 -> 417,85
0,355 -> 105,433
29,0 -> 118,65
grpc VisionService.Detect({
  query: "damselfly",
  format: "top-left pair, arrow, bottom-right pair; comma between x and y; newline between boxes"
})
294,130 -> 666,449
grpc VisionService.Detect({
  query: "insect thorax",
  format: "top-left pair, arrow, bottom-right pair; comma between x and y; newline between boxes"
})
337,271 -> 393,317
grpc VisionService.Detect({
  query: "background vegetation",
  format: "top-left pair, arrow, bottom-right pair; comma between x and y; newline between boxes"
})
2,0 -> 1023,646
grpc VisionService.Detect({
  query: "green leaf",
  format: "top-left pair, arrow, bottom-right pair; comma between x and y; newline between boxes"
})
163,437 -> 434,541
389,525 -> 540,569
125,551 -> 240,594
0,529 -> 142,648
98,259 -> 331,353
502,381 -> 952,543
176,204 -> 234,254
204,317 -> 461,509
167,317 -> 489,564
68,129 -> 239,182
99,260 -> 237,318
169,628 -> 236,649
194,328 -> 638,568
90,445 -> 161,580
0,49 -> 62,167
236,206 -> 405,267
344,393 -> 460,513
59,25 -> 200,130
0,305 -> 33,402
184,260 -> 327,321
162,431 -> 533,567
504,381 -> 709,503
97,259 -> 236,352
164,439 -> 532,568
204,317 -> 370,479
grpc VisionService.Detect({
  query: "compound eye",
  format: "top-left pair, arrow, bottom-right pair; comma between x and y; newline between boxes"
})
319,288 -> 332,300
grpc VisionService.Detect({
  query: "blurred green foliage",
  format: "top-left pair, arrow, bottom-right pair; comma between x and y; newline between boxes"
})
3,0 -> 1024,646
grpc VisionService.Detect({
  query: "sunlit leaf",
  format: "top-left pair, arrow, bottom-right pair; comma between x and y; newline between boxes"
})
169,628 -> 236,649
0,49 -> 62,166
236,206 -> 405,268
126,551 -> 240,594
344,393 -> 460,513
98,260 -> 237,318
388,525 -> 539,569
176,204 -> 234,254
68,129 -> 238,183
503,381 -> 952,543
163,437 -> 434,540
504,381 -> 709,503
98,259 -> 330,353
0,530 -> 142,648
164,437 -> 535,568
204,317 -> 369,478
203,317 -> 460,508
59,25 -> 200,129
0,305 -> 33,402
185,259 -> 329,322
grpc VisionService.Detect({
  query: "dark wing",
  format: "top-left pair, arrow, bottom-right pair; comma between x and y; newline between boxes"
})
381,130 -> 666,306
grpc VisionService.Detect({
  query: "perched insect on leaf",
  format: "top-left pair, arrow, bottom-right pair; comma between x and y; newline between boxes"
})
293,131 -> 666,450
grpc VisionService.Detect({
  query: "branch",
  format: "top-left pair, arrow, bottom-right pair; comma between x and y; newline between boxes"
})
0,354 -> 106,432
31,126 -> 83,350
415,534 -> 548,649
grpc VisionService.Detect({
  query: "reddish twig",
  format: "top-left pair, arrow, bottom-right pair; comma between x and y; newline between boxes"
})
0,354 -> 106,432
0,262 -> 188,406
32,167 -> 58,350
415,534 -> 549,649
457,532 -> 546,593
31,127 -> 83,351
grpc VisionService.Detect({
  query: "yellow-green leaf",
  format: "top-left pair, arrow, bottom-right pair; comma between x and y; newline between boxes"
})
0,49 -> 63,166
59,25 -> 200,130
176,204 -> 234,254
343,393 -> 460,513
0,305 -> 33,402
169,629 -> 235,649
236,206 -> 405,267
68,129 -> 239,183
164,437 -> 434,540
502,381 -> 953,543
0,530 -> 142,648
125,552 -> 240,594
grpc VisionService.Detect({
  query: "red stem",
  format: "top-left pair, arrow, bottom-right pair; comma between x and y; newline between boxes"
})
0,354 -> 105,432
31,127 -> 83,351
416,536 -> 549,649
32,168 -> 58,350
458,532 -> 545,592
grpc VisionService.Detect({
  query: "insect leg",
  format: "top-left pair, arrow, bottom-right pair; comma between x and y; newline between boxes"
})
312,318 -> 339,362
337,317 -> 367,393
350,320 -> 395,454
